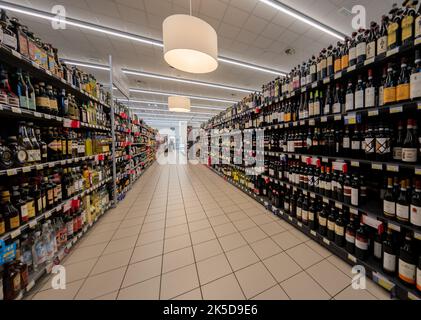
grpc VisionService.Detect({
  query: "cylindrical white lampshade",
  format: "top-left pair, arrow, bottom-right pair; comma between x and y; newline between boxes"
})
163,14 -> 218,74
168,96 -> 191,113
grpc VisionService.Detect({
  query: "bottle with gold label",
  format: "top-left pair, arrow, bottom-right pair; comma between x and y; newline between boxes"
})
397,57 -> 411,101
1,190 -> 20,232
378,16 -> 389,56
334,42 -> 342,73
411,50 -> 421,99
401,0 -> 418,46
35,82 -> 51,114
388,4 -> 403,50
341,37 -> 349,70
0,210 -> 5,236
366,22 -> 377,59
384,63 -> 397,104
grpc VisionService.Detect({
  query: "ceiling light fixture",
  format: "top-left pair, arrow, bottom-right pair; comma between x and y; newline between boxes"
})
122,69 -> 254,93
163,0 -> 218,74
61,59 -> 110,71
130,107 -> 216,116
168,96 -> 191,113
259,0 -> 345,40
0,1 -> 285,76
118,98 -> 225,111
128,88 -> 236,104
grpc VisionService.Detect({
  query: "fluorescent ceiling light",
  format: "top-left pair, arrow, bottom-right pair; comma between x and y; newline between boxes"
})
130,107 -> 216,116
218,57 -> 286,76
259,0 -> 345,40
61,59 -> 110,71
119,98 -> 225,111
128,88 -> 236,104
122,69 -> 254,93
0,1 -> 285,76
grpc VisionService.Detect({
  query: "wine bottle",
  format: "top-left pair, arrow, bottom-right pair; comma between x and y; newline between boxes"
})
388,4 -> 402,50
355,223 -> 369,260
356,28 -> 367,64
397,179 -> 410,223
397,57 -> 411,102
402,119 -> 418,163
416,256 -> 421,292
367,22 -> 377,59
410,179 -> 421,227
335,209 -> 345,247
382,228 -> 397,275
327,207 -> 336,241
378,15 -> 389,55
327,45 -> 334,77
318,203 -> 328,236
384,63 -> 397,104
411,49 -> 421,99
351,175 -> 360,206
398,232 -> 417,286
401,0 -> 418,46
345,214 -> 357,253
334,43 -> 342,74
355,75 -> 365,109
349,32 -> 358,66
345,80 -> 354,112
341,37 -> 350,70
384,177 -> 397,218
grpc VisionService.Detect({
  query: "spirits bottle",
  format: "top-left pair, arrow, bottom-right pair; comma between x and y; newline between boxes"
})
367,22 -> 377,59
24,74 -> 36,111
345,214 -> 356,253
397,179 -> 410,223
356,28 -> 367,64
355,223 -> 369,260
402,119 -> 418,163
1,190 -> 20,232
355,75 -> 365,109
384,63 -> 397,104
410,49 -> 421,99
14,69 -> 29,109
10,17 -> 29,57
378,15 -> 389,56
401,0 -> 418,46
398,232 -> 417,286
397,57 -> 411,102
0,65 -> 19,107
384,177 -> 397,218
0,10 -> 17,50
388,4 -> 403,50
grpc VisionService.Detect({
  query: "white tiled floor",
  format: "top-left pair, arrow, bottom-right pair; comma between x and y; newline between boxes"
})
29,162 -> 392,300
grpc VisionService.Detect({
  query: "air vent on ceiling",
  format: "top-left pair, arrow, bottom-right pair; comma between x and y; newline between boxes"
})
338,7 -> 353,17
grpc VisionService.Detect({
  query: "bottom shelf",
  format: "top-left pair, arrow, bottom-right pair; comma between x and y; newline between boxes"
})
208,165 -> 421,301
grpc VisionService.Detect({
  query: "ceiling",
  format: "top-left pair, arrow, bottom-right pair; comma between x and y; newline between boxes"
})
6,0 -> 395,127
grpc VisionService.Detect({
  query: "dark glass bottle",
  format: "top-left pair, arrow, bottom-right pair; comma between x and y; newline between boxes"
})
382,228 -> 397,275
398,233 -> 417,286
327,207 -> 336,241
355,223 -> 369,260
318,203 -> 328,237
334,209 -> 345,247
345,215 -> 357,253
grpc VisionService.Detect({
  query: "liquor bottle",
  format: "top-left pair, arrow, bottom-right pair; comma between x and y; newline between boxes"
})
2,262 -> 21,300
364,69 -> 376,108
35,83 -> 51,114
356,28 -> 367,64
335,209 -> 345,247
378,15 -> 389,56
411,50 -> 421,99
345,80 -> 354,112
334,43 -> 342,73
18,122 -> 33,165
388,4 -> 402,50
10,17 -> 29,57
24,74 -> 36,111
355,223 -> 369,260
0,65 -> 19,107
351,126 -> 363,158
397,58 -> 411,102
382,228 -> 397,275
345,214 -> 357,253
341,37 -> 349,70
410,179 -> 421,227
376,125 -> 391,161
398,232 -> 417,286
333,84 -> 342,114
318,203 -> 328,237
367,22 -> 377,60
349,32 -> 358,66
384,63 -> 397,104
402,119 -> 418,163
327,207 -> 336,241
0,10 -> 17,50
355,75 -> 365,109
1,190 -> 20,232
351,175 -> 360,206
308,199 -> 317,230
327,45 -> 334,77
401,0 -> 418,46
384,177 -> 397,218
14,69 -> 29,109
393,121 -> 404,161
397,179 -> 410,223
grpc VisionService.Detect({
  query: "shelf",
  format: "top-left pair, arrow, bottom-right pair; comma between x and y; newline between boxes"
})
0,177 -> 112,242
0,153 -> 111,177
0,44 -> 111,109
208,165 -> 421,301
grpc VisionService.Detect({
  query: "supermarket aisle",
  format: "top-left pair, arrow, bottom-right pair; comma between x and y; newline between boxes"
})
28,162 -> 391,300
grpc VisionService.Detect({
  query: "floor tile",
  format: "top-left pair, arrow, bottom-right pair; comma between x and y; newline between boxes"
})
252,285 -> 290,300
164,233 -> 192,254
219,233 -> 248,252
94,291 -> 118,300
163,247 -> 195,273
131,241 -> 164,264
91,249 -> 132,276
118,277 -> 161,300
272,231 -> 303,250
190,228 -> 216,245
33,280 -> 84,300
188,219 -> 211,232
64,243 -> 107,265
226,246 -> 259,271
306,260 -> 351,296
263,252 -> 302,282
123,256 -> 163,288
286,243 -> 324,269
208,215 -> 230,227
137,229 -> 165,246
160,264 -> 199,300
197,254 -> 232,285
240,227 -> 268,244
172,288 -> 202,300
334,285 -> 378,300
165,224 -> 189,239
259,222 -> 286,236
103,236 -> 138,255
305,240 -> 332,258
193,239 -> 223,262
235,262 -> 277,299
202,274 -> 245,300
233,218 -> 257,231
213,222 -> 237,237
250,238 -> 283,260
280,271 -> 331,300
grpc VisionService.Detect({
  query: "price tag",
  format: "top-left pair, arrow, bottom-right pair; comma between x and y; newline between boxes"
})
7,169 -> 17,176
288,216 -> 293,221
36,164 -> 44,170
414,231 -> 421,241
371,163 -> 383,170
368,110 -> 379,117
11,106 -> 22,114
309,119 -> 315,126
386,47 -> 399,57
321,116 -> 328,123
49,162 -> 55,168
31,61 -> 40,69
386,165 -> 399,173
46,70 -> 52,76
312,82 -> 318,89
347,65 -> 356,72
418,103 -> 421,110
33,112 -> 42,118
60,160 -> 67,165
364,57 -> 375,65
293,121 -> 298,127
388,222 -> 400,232
323,198 -> 329,204
416,37 -> 421,46
408,292 -> 421,300
322,158 -> 329,163
44,114 -> 51,119
335,202 -> 343,209
66,242 -> 73,250
297,221 -> 303,227
334,72 -> 342,79
372,272 -> 395,291
45,211 -> 52,218
29,220 -> 38,228
301,87 -> 307,93
350,208 -> 358,215
389,106 -> 403,114
11,50 -> 21,58
348,254 -> 357,263
323,78 -> 330,84
310,230 -> 317,237
26,280 -> 35,292
351,161 -> 360,167
334,115 -> 342,121
300,120 -> 305,126
11,229 -> 21,239
323,238 -> 330,245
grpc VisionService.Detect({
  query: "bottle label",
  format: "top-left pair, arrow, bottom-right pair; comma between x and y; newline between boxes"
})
319,216 -> 327,226
416,16 -> 421,38
379,86 -> 385,106
355,90 -> 364,109
351,187 -> 359,206
334,58 -> 342,73
393,147 -> 402,161
10,215 -> 20,229
365,138 -> 375,154
367,41 -> 376,59
344,186 -> 352,197
20,204 -> 28,220
325,181 -> 331,192
333,103 -> 341,114
335,225 -> 344,236
376,137 -> 390,155
37,198 -> 43,212
356,42 -> 367,58
302,210 -> 308,221
327,220 -> 335,231
327,56 -> 333,68
27,201 -> 36,218
396,203 -> 409,222
351,140 -> 360,150
387,23 -> 398,47
365,87 -> 375,108
310,65 -> 316,75
401,15 -> 414,41
402,148 -> 417,163
377,36 -> 387,55
383,252 -> 396,272
410,204 -> 421,227
384,200 -> 396,217
355,235 -> 368,250
297,207 -> 302,218
345,232 -> 355,244
3,33 -> 17,50
308,211 -> 314,221
397,83 -> 410,101
410,72 -> 421,99
398,259 -> 416,284
341,55 -> 349,69
349,47 -> 356,62
383,87 -> 396,104
345,93 -> 354,111
343,137 -> 350,149
0,221 -> 5,235
320,59 -> 327,70
36,96 -> 51,109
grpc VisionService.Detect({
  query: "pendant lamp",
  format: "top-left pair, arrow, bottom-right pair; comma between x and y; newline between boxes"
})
163,0 -> 218,74
168,96 -> 191,113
